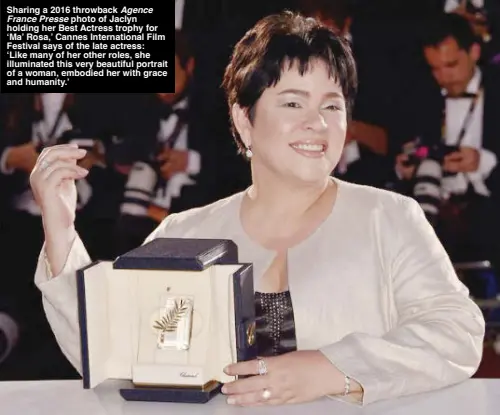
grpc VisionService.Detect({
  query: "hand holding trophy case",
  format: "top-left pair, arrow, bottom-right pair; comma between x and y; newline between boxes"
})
76,238 -> 258,403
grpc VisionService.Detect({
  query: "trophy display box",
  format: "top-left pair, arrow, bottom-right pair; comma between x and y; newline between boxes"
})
76,238 -> 257,403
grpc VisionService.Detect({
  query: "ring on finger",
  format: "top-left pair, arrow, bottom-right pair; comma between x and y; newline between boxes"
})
262,388 -> 271,400
39,159 -> 51,172
257,357 -> 268,376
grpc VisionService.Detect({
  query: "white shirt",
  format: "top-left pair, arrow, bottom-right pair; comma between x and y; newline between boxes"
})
175,0 -> 185,29
444,0 -> 484,12
151,97 -> 201,209
441,67 -> 497,197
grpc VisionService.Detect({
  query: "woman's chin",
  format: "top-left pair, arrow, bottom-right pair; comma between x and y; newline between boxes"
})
288,168 -> 332,186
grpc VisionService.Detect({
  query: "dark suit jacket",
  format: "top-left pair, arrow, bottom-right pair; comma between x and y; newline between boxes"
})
481,68 -> 500,196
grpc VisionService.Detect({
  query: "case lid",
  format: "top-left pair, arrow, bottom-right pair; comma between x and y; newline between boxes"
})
113,238 -> 238,271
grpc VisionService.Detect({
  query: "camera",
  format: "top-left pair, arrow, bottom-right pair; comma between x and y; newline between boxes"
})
120,160 -> 159,217
403,142 -> 458,166
402,140 -> 459,226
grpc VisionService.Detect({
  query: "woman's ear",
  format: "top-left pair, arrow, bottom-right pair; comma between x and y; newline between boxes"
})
231,104 -> 252,147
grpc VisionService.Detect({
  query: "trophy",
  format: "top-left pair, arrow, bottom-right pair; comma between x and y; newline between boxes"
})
76,238 -> 257,403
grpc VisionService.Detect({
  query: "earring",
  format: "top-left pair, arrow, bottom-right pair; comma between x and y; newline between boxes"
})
245,146 -> 253,159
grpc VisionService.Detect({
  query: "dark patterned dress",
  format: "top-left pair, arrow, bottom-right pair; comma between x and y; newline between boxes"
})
254,291 -> 297,356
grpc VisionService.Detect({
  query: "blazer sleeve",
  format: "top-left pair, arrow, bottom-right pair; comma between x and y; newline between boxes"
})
34,235 -> 92,375
319,196 -> 485,405
33,213 -> 180,375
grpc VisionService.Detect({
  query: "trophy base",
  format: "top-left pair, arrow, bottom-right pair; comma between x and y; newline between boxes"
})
119,380 -> 222,404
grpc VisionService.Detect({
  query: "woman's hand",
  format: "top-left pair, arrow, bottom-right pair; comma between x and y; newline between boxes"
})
29,144 -> 88,275
221,350 -> 360,406
30,144 -> 88,226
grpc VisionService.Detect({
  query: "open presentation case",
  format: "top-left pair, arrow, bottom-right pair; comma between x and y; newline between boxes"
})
76,238 -> 257,403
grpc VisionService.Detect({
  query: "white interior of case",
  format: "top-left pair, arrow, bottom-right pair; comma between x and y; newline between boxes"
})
81,262 -> 241,389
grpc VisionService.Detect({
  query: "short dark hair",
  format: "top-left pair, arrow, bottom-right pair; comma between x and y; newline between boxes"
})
422,13 -> 479,51
222,10 -> 358,155
175,30 -> 193,69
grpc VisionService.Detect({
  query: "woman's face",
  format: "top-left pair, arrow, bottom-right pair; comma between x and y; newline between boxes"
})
235,59 -> 347,186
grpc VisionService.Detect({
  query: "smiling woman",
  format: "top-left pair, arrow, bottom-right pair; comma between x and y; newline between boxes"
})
31,10 -> 484,409
222,11 -> 356,188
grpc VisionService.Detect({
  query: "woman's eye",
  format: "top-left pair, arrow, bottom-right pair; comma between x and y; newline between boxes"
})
284,102 -> 301,108
324,104 -> 341,111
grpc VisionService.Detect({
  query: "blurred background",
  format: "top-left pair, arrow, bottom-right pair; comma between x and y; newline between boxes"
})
1,0 -> 499,381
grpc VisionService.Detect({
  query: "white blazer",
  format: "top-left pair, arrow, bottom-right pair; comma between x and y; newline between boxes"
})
34,179 -> 485,405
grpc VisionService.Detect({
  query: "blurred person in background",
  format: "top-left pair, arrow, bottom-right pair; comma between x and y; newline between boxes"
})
114,30 -> 218,255
395,13 -> 500,269
0,92 -> 120,379
0,93 -> 90,379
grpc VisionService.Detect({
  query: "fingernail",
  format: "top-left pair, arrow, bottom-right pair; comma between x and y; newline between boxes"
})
221,386 -> 227,394
223,366 -> 229,374
78,168 -> 88,175
227,397 -> 235,405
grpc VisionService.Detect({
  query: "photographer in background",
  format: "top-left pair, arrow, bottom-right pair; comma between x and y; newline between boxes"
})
0,93 -> 111,379
115,30 -> 216,255
395,13 -> 500,266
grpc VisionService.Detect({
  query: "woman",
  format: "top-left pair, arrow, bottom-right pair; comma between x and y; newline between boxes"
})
30,12 -> 484,407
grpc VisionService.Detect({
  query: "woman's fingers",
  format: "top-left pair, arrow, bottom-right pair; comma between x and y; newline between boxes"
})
37,144 -> 87,168
40,160 -> 88,182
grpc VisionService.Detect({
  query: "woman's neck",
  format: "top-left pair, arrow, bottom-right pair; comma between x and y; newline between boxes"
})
245,168 -> 333,224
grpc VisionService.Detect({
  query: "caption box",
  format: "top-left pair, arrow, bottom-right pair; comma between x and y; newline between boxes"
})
1,2 -> 175,92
